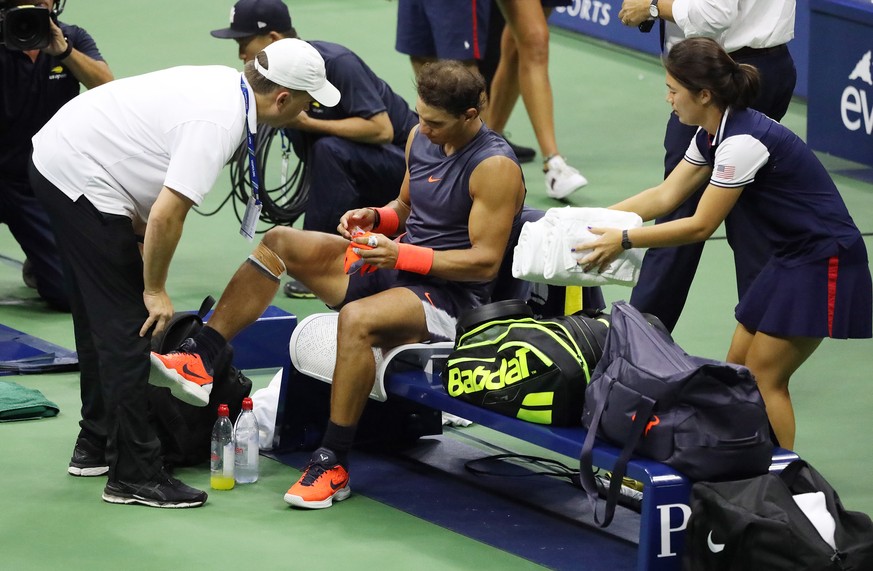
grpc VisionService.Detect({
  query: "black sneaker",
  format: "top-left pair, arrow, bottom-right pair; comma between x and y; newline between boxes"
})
68,438 -> 108,477
283,279 -> 316,299
22,258 -> 37,289
501,136 -> 536,164
102,471 -> 207,508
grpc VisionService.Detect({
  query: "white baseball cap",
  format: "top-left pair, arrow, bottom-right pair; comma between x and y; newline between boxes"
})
254,38 -> 340,107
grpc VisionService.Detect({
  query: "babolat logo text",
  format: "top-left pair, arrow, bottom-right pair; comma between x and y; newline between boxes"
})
842,49 -> 873,134
555,0 -> 611,26
446,347 -> 533,396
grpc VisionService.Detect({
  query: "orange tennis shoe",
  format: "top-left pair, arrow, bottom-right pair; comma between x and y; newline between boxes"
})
284,447 -> 351,509
149,339 -> 213,407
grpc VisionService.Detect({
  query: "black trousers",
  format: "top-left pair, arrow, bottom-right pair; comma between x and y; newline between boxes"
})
630,45 -> 797,332
0,174 -> 70,310
298,135 -> 407,234
29,160 -> 162,483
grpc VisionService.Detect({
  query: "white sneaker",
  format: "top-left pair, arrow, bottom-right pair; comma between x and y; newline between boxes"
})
544,155 -> 588,199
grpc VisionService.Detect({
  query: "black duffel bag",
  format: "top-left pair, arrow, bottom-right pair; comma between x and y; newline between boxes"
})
148,296 -> 252,468
684,459 -> 873,570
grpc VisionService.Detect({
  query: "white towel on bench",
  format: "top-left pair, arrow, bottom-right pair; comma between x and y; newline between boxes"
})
512,206 -> 644,287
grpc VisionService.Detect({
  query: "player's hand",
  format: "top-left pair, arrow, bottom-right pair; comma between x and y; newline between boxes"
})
338,208 -> 377,238
352,232 -> 398,270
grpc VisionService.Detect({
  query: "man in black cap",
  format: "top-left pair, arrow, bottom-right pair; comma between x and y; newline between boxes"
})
211,0 -> 419,300
1,0 -> 113,310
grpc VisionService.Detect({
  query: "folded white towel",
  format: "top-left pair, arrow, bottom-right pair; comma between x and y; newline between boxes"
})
793,491 -> 837,550
250,369 -> 283,450
513,206 -> 644,287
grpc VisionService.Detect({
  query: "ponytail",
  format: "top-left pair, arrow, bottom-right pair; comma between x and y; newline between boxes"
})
665,38 -> 760,110
732,63 -> 760,109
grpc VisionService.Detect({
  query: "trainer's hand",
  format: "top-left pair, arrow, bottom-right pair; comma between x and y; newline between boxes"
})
338,208 -> 377,238
141,289 -> 174,338
576,227 -> 623,273
619,0 -> 650,26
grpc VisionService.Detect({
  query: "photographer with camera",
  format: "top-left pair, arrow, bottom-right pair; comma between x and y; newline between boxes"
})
0,0 -> 112,310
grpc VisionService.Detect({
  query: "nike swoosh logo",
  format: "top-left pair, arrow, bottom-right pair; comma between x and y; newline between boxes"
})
427,175 -> 441,183
330,478 -> 348,490
707,531 -> 725,553
181,364 -> 207,380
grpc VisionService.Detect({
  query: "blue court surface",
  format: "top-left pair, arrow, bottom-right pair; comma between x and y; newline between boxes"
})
269,431 -> 641,570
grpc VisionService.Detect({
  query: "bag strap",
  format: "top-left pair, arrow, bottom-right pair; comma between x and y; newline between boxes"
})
579,389 -> 608,522
779,459 -> 807,484
196,295 -> 216,320
580,391 -> 655,528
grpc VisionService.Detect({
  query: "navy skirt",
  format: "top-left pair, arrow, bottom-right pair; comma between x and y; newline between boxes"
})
735,237 -> 872,339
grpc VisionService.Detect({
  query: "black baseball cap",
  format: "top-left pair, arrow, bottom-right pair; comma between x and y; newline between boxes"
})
210,0 -> 292,39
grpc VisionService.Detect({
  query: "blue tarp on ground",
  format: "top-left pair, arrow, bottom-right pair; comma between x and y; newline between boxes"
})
0,323 -> 78,375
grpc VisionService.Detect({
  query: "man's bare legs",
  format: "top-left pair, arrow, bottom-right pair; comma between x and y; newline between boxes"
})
329,287 -> 430,425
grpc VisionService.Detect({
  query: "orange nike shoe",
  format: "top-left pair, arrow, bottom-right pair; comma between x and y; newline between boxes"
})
149,339 -> 213,407
284,447 -> 351,509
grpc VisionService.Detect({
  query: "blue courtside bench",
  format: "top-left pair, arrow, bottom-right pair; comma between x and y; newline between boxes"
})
249,310 -> 799,571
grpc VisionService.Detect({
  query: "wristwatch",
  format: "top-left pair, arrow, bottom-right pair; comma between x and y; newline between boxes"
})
621,229 -> 633,250
638,0 -> 659,32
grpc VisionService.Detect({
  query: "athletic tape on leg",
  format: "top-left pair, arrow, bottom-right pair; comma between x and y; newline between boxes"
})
246,242 -> 286,282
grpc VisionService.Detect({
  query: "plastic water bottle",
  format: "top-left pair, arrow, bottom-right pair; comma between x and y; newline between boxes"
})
210,404 -> 235,490
233,397 -> 260,484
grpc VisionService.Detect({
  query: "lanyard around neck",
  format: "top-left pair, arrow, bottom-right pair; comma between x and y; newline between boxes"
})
239,76 -> 261,205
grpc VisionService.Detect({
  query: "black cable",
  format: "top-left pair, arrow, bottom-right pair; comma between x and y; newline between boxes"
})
464,453 -> 643,513
195,126 -> 310,233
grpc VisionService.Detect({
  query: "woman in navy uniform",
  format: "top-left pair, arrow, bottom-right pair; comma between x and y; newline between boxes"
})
579,37 -> 871,450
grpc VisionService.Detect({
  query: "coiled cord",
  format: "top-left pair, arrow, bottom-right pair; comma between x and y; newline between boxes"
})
195,126 -> 310,233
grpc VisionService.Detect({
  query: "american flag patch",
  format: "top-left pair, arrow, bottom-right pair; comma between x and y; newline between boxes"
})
715,164 -> 736,180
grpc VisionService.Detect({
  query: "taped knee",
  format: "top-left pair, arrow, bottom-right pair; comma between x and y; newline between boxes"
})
246,242 -> 286,282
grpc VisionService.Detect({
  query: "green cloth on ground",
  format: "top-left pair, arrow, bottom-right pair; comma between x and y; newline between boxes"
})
0,381 -> 59,421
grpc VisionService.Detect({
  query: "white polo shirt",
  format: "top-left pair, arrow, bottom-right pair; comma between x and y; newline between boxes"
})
32,65 -> 257,224
666,0 -> 795,54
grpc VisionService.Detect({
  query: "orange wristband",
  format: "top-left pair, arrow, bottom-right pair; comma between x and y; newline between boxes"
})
395,243 -> 434,274
372,207 -> 399,235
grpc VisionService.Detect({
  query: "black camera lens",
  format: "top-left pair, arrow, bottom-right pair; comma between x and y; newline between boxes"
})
1,5 -> 51,51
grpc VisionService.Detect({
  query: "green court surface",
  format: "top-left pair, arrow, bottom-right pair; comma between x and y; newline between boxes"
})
1,1 -> 871,569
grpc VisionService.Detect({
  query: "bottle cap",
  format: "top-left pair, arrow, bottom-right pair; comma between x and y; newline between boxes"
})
217,403 -> 229,416
242,397 -> 253,411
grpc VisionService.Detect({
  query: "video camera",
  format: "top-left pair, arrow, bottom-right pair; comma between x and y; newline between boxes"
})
0,1 -> 65,51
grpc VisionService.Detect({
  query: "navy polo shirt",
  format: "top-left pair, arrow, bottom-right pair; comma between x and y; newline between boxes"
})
0,22 -> 104,179
686,107 -> 860,265
304,40 -> 418,147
